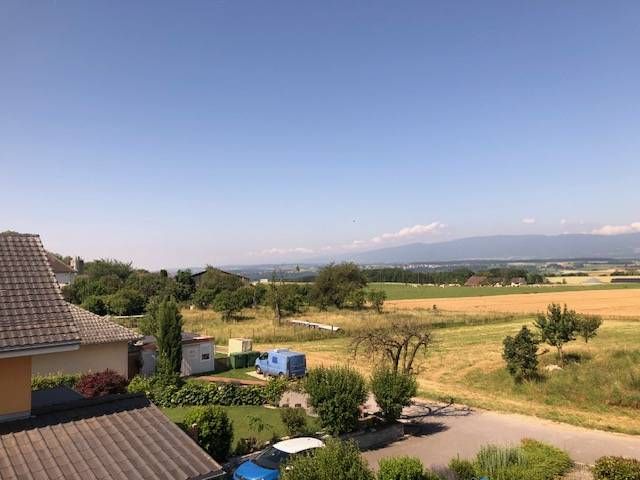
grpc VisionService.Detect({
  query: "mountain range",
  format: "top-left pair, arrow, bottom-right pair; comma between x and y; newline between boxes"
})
327,233 -> 640,264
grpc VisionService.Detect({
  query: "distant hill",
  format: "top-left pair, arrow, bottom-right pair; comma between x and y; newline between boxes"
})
332,233 -> 640,264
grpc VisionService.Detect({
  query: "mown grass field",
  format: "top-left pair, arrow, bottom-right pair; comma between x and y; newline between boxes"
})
253,317 -> 640,434
182,306 -> 518,344
162,405 -> 319,450
182,289 -> 640,435
369,281 -> 640,301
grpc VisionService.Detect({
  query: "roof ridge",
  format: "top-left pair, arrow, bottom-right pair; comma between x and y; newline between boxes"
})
0,231 -> 39,237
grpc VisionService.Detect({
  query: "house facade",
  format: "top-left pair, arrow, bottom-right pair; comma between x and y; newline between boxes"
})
32,303 -> 140,378
45,251 -> 77,286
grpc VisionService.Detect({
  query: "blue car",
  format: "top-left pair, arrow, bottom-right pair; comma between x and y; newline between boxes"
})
233,437 -> 324,480
255,349 -> 306,378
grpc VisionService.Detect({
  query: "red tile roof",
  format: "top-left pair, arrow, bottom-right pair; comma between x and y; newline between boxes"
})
67,303 -> 140,345
0,232 -> 80,353
45,252 -> 75,274
0,394 -> 225,480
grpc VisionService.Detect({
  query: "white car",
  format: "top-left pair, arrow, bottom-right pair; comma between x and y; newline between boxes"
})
233,437 -> 324,480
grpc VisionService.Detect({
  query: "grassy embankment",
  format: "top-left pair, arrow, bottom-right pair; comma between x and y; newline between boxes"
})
183,303 -> 640,434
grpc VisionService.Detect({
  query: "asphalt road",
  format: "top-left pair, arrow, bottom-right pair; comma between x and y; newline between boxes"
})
363,401 -> 640,470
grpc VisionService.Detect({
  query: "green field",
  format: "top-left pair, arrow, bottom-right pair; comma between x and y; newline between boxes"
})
162,405 -> 319,449
369,282 -> 640,301
256,316 -> 640,434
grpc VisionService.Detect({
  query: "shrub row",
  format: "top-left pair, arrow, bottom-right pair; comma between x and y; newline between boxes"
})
594,456 -> 640,480
32,373 -> 80,390
448,439 -> 572,480
127,375 -> 273,407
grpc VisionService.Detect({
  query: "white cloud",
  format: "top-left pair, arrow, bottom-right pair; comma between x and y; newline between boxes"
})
592,222 -> 640,235
251,246 -> 314,256
249,222 -> 447,258
371,222 -> 446,244
560,219 -> 567,225
522,218 -> 536,224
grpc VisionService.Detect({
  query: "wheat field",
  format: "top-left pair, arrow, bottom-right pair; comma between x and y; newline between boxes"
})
387,288 -> 640,317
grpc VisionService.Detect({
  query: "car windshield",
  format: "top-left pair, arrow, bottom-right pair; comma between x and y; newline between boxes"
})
253,446 -> 290,470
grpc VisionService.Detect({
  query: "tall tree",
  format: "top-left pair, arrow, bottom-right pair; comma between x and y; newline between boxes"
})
311,262 -> 367,309
156,298 -> 183,375
351,317 -> 434,374
534,303 -> 578,366
174,269 -> 196,302
575,314 -> 602,343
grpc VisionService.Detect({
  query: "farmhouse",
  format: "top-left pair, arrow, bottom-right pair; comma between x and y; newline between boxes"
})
510,277 -> 526,286
0,232 -> 225,479
45,251 -> 77,286
464,275 -> 488,287
611,277 -> 640,283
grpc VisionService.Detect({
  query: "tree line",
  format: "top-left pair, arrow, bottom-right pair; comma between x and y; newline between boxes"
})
63,260 -> 386,326
362,266 -> 544,285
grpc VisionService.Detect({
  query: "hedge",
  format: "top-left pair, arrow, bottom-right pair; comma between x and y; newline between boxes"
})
127,375 -> 268,407
32,373 -> 80,390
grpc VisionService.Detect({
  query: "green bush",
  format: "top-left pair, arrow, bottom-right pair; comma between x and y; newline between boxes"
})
127,375 -> 153,393
234,437 -> 260,456
594,456 -> 640,480
32,373 -> 80,390
471,440 -> 572,480
377,456 -> 426,480
305,366 -> 367,435
370,367 -> 417,421
280,407 -> 307,436
280,438 -> 374,480
183,406 -> 233,462
475,444 -> 526,480
264,376 -> 288,405
503,326 -> 539,382
519,439 -> 573,480
448,457 -> 476,480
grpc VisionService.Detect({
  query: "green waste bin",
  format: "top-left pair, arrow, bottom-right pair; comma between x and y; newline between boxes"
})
229,353 -> 246,369
246,351 -> 260,366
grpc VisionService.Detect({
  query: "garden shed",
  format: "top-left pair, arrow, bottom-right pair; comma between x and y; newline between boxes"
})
138,332 -> 215,377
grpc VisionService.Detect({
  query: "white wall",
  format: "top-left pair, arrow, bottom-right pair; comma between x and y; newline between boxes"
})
181,342 -> 214,376
140,342 -> 214,377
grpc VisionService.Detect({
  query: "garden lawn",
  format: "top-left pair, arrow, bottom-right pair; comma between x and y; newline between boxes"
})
205,367 -> 258,381
162,405 -> 319,449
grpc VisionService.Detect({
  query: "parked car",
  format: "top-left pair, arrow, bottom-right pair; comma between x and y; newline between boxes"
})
233,437 -> 324,480
255,349 -> 306,378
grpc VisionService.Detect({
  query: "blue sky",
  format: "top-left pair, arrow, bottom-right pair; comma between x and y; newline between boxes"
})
1,1 -> 639,269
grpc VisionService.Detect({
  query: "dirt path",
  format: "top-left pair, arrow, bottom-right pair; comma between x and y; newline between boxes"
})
387,289 -> 640,316
363,401 -> 640,469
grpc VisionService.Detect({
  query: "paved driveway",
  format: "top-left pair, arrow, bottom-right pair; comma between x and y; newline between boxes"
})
363,401 -> 640,469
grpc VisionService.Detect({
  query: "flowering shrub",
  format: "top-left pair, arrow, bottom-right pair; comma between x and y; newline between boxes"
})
75,370 -> 129,398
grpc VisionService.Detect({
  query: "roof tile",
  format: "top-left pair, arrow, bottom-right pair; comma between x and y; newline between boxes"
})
0,395 -> 224,480
0,233 -> 80,352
